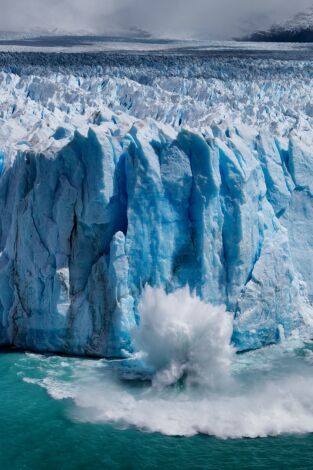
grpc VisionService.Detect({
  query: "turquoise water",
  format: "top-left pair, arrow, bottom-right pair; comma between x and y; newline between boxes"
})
1,351 -> 313,470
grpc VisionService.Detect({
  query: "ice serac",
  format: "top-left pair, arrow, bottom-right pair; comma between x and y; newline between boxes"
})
0,57 -> 313,356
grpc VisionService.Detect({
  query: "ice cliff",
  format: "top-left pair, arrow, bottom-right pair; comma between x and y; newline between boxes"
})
0,54 -> 313,356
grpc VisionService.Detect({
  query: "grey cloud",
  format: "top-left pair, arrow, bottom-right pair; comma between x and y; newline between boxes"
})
0,0 -> 312,38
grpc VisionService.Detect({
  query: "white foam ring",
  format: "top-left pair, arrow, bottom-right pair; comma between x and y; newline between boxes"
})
21,287 -> 313,439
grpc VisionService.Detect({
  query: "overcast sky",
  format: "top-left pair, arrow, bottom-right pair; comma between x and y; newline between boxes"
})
0,0 -> 312,38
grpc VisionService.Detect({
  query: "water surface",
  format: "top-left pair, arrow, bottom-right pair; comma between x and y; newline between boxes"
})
1,351 -> 313,469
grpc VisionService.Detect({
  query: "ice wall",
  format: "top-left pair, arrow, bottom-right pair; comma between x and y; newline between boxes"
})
0,123 -> 311,356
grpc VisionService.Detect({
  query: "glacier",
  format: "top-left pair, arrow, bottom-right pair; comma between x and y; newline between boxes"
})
0,52 -> 313,357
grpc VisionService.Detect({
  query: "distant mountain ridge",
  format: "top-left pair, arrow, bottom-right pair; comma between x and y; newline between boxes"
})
243,7 -> 313,42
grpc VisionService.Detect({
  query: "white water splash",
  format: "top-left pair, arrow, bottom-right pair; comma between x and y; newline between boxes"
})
133,286 -> 234,388
18,287 -> 313,439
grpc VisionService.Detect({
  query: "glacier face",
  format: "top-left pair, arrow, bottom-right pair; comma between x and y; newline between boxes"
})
0,53 -> 313,356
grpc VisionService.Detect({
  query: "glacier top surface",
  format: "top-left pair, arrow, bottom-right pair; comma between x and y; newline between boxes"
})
1,50 -> 313,163
0,36 -> 313,55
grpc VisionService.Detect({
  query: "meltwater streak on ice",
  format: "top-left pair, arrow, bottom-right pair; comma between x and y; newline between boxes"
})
18,287 -> 313,439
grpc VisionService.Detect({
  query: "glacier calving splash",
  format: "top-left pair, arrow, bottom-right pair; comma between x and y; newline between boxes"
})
0,54 -> 313,356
